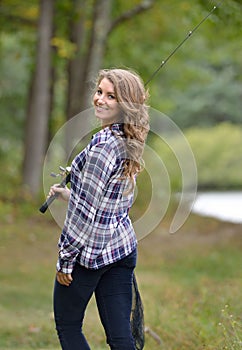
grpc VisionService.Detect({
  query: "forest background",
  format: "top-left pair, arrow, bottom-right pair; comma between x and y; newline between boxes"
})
1,0 -> 242,199
0,1 -> 242,349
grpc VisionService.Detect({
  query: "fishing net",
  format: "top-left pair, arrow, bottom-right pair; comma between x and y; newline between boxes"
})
131,274 -> 145,350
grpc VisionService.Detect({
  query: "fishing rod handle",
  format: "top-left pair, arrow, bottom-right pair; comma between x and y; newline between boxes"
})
39,192 -> 59,213
39,173 -> 71,214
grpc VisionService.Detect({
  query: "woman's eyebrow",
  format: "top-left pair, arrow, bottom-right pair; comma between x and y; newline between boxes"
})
98,86 -> 115,95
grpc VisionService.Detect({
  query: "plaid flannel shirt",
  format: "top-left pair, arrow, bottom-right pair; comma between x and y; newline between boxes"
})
57,124 -> 137,273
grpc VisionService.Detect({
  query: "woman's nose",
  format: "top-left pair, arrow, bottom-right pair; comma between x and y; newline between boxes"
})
97,95 -> 105,104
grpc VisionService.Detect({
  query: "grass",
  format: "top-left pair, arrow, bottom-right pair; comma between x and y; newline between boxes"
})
0,207 -> 241,349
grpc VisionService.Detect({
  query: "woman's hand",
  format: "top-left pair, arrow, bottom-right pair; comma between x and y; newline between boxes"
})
56,271 -> 73,286
48,184 -> 70,202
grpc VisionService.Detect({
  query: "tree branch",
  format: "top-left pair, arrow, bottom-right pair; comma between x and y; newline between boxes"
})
2,14 -> 36,28
107,0 -> 155,35
0,8 -> 36,28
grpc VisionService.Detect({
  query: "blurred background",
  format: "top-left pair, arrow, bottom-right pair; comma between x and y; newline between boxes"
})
0,1 -> 241,349
1,0 -> 241,200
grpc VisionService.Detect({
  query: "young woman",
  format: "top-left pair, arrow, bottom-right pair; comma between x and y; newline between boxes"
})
48,68 -> 150,350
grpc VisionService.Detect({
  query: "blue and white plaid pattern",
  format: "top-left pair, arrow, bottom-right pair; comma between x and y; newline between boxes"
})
57,124 -> 137,273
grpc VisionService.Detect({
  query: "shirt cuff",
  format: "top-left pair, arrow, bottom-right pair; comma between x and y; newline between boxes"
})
56,255 -> 76,274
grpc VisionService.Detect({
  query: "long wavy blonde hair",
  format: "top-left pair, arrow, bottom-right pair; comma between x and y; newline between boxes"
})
95,68 -> 150,180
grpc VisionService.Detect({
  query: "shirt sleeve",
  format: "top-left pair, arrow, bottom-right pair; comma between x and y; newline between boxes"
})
57,142 -> 118,273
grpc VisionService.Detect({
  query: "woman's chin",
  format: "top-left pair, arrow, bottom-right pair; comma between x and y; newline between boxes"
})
96,115 -> 117,125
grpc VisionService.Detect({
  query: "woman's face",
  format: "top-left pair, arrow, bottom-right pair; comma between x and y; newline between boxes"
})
93,77 -> 120,124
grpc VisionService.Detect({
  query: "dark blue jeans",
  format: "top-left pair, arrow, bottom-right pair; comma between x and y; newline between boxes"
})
53,249 -> 137,350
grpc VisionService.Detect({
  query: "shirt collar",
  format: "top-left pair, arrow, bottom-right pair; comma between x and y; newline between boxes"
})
111,123 -> 124,135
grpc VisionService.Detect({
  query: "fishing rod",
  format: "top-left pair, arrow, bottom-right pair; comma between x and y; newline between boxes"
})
39,1 -> 224,214
145,0 -> 224,86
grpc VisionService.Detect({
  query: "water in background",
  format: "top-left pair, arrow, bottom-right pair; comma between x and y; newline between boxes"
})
192,192 -> 242,224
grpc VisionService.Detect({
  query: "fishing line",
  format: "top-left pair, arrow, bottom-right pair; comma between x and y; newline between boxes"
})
145,0 -> 225,86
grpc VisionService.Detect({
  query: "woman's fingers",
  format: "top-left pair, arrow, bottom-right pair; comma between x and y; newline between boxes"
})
56,271 -> 73,286
48,185 -> 70,201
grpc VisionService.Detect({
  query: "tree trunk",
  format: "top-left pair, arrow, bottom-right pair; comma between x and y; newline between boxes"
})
65,0 -> 112,157
65,0 -> 154,120
83,0 -> 112,106
22,0 -> 54,196
66,0 -> 89,121
67,0 -> 112,118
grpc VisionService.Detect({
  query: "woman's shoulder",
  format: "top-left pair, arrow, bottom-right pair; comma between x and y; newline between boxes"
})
91,124 -> 125,150
89,127 -> 125,158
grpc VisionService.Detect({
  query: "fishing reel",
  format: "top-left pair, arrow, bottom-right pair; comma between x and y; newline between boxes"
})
50,166 -> 71,179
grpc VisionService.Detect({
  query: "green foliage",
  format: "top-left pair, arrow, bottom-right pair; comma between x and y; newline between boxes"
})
150,122 -> 242,191
171,64 -> 242,127
1,0 -> 242,131
0,0 -> 242,196
0,0 -> 38,33
0,32 -> 33,141
185,123 -> 242,189
105,0 -> 242,128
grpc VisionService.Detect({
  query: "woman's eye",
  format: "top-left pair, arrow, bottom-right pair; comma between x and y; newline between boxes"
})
97,89 -> 102,95
108,94 -> 115,100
